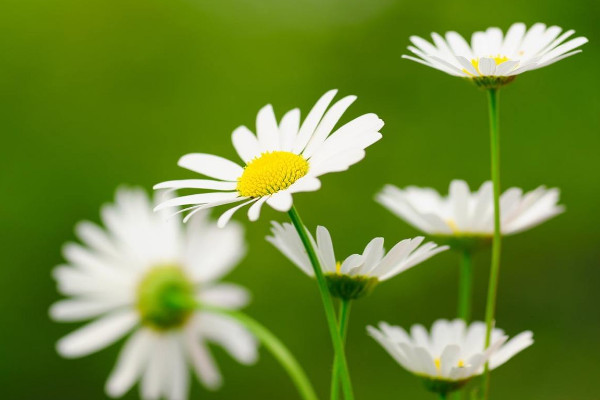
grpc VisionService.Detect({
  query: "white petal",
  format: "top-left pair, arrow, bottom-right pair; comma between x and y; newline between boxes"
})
57,310 -> 138,358
106,329 -> 152,398
178,153 -> 243,181
247,196 -> 269,221
490,331 -> 533,369
478,57 -> 497,75
154,192 -> 241,211
198,283 -> 251,309
293,90 -> 338,153
302,95 -> 357,158
199,313 -> 259,365
154,179 -> 237,191
316,226 -> 336,272
186,327 -> 222,390
232,126 -> 262,163
256,104 -> 280,152
216,198 -> 256,228
50,298 -> 125,322
267,191 -> 293,212
279,108 -> 300,152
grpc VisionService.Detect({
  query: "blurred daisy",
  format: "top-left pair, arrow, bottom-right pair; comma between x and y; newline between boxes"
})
266,223 -> 448,300
154,90 -> 384,227
368,319 -> 533,394
404,23 -> 587,88
376,180 -> 564,241
50,187 -> 257,400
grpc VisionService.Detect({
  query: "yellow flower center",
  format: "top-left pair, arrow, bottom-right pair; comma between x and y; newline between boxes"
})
335,261 -> 342,274
237,151 -> 309,198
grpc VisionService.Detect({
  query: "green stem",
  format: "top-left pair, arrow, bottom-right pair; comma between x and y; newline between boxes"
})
482,88 -> 501,400
288,206 -> 355,400
330,299 -> 351,400
200,304 -> 319,400
457,249 -> 473,322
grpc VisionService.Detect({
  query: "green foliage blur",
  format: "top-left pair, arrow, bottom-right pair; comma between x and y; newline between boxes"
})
1,0 -> 599,398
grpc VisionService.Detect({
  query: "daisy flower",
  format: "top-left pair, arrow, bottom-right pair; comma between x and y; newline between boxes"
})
404,22 -> 588,88
368,319 -> 533,395
50,187 -> 258,400
376,180 -> 563,247
154,90 -> 384,227
266,222 -> 448,300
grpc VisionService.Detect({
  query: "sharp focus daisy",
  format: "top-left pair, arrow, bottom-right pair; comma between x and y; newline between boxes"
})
368,319 -> 533,394
404,22 -> 588,88
50,187 -> 258,400
376,180 -> 564,242
154,90 -> 384,227
266,222 -> 448,300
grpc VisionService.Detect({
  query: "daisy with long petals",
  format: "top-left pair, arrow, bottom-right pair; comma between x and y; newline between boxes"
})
377,180 -> 564,242
267,223 -> 448,300
154,90 -> 384,227
404,22 -> 587,88
368,319 -> 533,396
50,187 -> 258,400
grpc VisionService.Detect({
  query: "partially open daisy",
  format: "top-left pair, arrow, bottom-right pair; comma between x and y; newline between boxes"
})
368,319 -> 533,395
376,180 -> 564,249
404,23 -> 588,88
50,187 -> 257,400
154,90 -> 384,227
267,222 -> 448,300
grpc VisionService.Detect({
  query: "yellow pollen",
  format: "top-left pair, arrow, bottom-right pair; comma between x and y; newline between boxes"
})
434,358 -> 441,371
335,261 -> 342,274
236,151 -> 309,198
446,219 -> 460,233
458,360 -> 465,368
463,55 -> 510,75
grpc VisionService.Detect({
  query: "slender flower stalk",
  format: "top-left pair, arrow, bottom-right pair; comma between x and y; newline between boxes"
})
200,304 -> 319,400
287,206 -> 355,400
330,299 -> 351,400
457,249 -> 473,322
483,88 -> 501,399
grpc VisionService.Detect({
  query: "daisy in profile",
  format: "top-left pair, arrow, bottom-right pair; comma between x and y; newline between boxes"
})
50,187 -> 258,400
377,180 -> 564,245
404,22 -> 588,88
368,319 -> 533,396
154,90 -> 384,227
267,222 -> 448,300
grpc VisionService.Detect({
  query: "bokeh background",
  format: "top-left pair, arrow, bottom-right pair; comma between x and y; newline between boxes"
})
1,0 -> 599,398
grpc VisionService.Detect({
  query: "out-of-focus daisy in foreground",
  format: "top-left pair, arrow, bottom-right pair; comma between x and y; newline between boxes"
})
154,90 -> 384,227
267,222 -> 448,300
377,180 -> 564,249
50,187 -> 257,400
368,319 -> 533,396
403,22 -> 587,88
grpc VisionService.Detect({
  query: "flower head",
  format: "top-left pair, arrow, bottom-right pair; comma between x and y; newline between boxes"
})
50,187 -> 258,400
404,23 -> 588,88
154,90 -> 384,227
368,319 -> 533,395
376,180 -> 563,250
266,223 -> 448,300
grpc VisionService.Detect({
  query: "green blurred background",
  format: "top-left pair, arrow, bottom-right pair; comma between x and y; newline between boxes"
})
1,0 -> 599,398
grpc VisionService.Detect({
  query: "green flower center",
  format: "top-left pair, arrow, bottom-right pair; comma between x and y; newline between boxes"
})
136,265 -> 196,331
324,273 -> 379,301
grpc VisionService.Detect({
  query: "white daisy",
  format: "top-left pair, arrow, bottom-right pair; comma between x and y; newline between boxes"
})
154,90 -> 384,227
368,319 -> 533,394
50,187 -> 258,400
266,222 -> 448,300
404,23 -> 588,88
376,180 -> 564,240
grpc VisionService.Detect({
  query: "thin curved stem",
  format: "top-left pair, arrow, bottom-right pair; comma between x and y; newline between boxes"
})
482,87 -> 501,400
330,299 -> 351,400
457,249 -> 473,322
200,304 -> 319,400
288,206 -> 355,400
